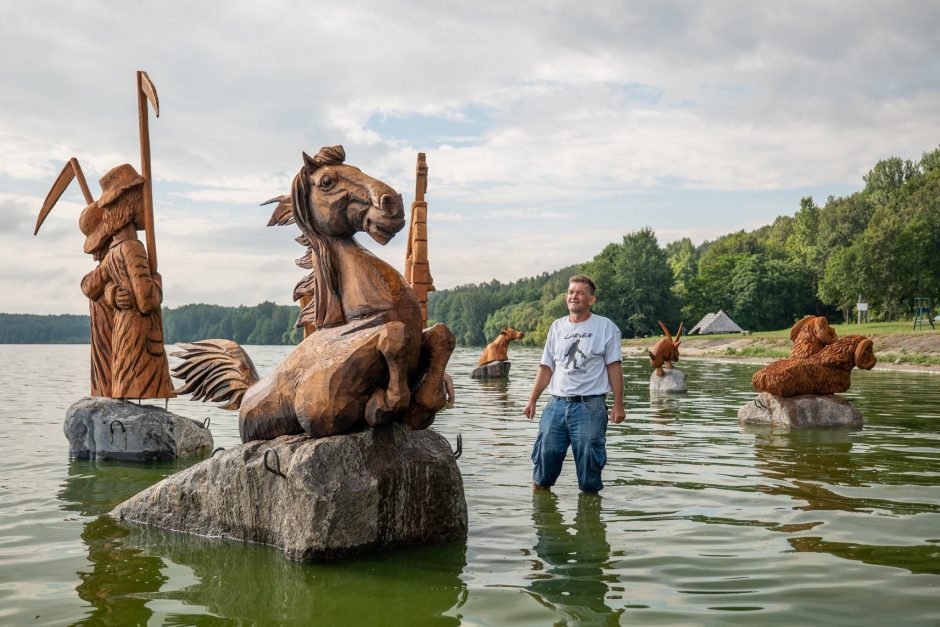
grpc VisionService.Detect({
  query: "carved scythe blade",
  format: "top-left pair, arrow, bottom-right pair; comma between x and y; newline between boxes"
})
34,158 -> 94,235
137,70 -> 160,273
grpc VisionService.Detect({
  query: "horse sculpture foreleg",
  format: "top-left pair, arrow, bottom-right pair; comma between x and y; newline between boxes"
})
364,321 -> 415,427
406,324 -> 457,430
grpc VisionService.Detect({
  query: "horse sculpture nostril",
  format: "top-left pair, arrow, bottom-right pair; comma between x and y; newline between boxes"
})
379,193 -> 402,216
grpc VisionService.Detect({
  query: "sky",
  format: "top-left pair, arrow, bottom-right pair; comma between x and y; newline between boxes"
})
2,1 -> 939,314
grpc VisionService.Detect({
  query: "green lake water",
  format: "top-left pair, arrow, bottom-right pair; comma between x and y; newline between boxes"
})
1,344 -> 939,625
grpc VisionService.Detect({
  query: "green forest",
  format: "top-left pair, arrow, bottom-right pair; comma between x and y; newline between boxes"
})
0,302 -> 302,345
3,148 -> 937,347
428,147 -> 940,345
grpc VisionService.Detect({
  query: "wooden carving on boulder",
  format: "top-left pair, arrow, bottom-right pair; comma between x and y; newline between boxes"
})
649,321 -> 682,377
33,71 -> 174,400
478,328 -> 525,366
752,335 -> 877,396
173,146 -> 456,441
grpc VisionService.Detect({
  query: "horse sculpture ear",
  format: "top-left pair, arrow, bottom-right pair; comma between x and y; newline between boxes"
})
302,151 -> 318,171
648,350 -> 656,360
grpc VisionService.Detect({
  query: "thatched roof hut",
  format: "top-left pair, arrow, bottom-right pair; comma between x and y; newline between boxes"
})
688,309 -> 744,335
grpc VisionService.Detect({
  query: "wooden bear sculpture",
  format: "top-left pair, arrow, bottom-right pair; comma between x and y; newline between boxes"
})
788,315 -> 838,358
752,335 -> 877,396
649,321 -> 682,377
478,328 -> 525,366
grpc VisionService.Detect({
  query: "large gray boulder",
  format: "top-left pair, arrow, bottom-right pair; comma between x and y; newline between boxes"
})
472,360 -> 511,379
649,368 -> 688,393
64,397 -> 213,461
109,423 -> 467,562
738,392 -> 863,429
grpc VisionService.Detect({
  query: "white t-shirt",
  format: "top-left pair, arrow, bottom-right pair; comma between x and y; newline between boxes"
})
541,313 -> 622,397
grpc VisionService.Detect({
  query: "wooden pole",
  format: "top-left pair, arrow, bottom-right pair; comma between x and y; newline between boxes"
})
137,71 -> 159,274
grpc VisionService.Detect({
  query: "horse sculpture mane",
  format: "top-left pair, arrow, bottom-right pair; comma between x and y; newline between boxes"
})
173,146 -> 454,441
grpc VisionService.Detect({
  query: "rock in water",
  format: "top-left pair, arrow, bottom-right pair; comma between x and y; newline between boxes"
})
650,368 -> 688,393
64,397 -> 213,461
472,360 -> 511,379
738,392 -> 863,429
109,423 -> 468,562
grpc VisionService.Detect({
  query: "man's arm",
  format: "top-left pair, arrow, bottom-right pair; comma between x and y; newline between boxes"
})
606,361 -> 625,424
523,365 -> 553,420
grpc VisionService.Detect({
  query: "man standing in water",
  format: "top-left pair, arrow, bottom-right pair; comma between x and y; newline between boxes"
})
524,274 -> 625,493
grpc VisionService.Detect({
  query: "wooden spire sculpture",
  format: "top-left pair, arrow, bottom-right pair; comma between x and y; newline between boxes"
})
403,152 -> 435,328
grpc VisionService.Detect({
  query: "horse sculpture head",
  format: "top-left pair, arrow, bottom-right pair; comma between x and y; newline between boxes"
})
291,145 -> 404,244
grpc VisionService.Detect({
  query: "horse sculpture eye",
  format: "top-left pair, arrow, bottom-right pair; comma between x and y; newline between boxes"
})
319,175 -> 334,189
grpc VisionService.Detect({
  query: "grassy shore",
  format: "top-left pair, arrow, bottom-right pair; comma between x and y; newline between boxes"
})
622,320 -> 940,369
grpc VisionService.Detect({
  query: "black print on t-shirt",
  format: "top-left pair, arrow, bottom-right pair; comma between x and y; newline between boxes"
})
563,339 -> 588,370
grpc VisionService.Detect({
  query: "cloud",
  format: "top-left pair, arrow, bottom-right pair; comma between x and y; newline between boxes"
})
1,1 -> 938,312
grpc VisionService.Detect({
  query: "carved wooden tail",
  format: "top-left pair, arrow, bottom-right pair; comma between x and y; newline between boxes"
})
171,340 -> 260,410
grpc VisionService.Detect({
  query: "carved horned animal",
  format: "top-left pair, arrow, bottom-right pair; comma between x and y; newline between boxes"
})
649,321 -> 683,377
477,327 -> 525,366
752,335 -> 877,397
789,315 -> 838,358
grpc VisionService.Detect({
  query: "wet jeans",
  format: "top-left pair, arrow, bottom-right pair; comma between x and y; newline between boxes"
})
531,395 -> 608,492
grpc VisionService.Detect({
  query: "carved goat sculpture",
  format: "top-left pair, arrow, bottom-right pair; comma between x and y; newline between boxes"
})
752,335 -> 877,396
649,321 -> 682,377
789,315 -> 838,358
477,327 -> 525,366
172,146 -> 455,441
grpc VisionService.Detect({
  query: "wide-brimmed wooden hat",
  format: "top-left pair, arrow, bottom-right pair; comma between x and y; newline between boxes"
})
98,163 -> 145,207
79,200 -> 109,254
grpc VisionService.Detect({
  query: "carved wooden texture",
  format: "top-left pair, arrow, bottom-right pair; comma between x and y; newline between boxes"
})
174,146 -> 455,441
404,152 -> 435,328
789,315 -> 838,358
649,321 -> 683,377
478,327 -> 525,366
752,335 -> 877,396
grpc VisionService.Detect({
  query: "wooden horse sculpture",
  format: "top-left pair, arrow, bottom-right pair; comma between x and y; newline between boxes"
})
477,328 -> 525,366
172,146 -> 456,440
649,321 -> 682,377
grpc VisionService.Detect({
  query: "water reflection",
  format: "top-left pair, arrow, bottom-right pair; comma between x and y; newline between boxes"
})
475,377 -> 511,408
125,525 -> 468,624
59,460 -> 184,625
527,491 -> 623,625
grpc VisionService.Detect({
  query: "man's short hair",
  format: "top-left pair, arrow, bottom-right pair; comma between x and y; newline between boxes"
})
568,274 -> 596,295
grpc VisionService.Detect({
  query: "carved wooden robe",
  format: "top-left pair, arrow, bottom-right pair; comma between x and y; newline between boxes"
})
99,236 -> 174,399
80,267 -> 113,397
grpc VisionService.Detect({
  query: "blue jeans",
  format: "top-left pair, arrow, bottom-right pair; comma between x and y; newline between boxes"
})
531,396 -> 609,492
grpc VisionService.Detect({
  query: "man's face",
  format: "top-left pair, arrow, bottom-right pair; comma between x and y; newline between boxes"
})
566,282 -> 596,314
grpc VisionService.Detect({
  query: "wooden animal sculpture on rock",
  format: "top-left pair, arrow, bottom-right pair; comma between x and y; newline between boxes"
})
789,315 -> 838,358
649,321 -> 682,377
172,146 -> 456,441
752,335 -> 877,397
478,328 -> 525,366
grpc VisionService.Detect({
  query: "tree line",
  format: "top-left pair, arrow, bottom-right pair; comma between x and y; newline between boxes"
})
0,302 -> 302,345
429,146 -> 940,344
5,147 -> 937,346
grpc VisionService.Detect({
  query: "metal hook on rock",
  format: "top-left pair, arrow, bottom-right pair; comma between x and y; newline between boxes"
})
452,433 -> 462,459
109,420 -> 127,450
211,447 -> 225,457
264,449 -> 286,479
202,417 -> 211,430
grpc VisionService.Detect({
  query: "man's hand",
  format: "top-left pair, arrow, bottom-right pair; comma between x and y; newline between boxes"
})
609,404 -> 626,424
523,399 -> 537,420
114,288 -> 134,310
